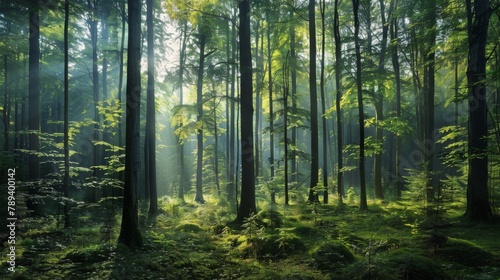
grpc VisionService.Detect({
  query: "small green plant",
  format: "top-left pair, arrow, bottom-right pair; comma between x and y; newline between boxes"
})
346,186 -> 357,204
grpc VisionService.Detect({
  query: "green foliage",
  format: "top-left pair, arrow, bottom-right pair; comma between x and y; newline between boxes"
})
176,222 -> 204,233
346,186 -> 357,205
310,241 -> 355,271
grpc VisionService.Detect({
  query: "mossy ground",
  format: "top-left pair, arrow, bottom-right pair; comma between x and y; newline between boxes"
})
1,194 -> 499,279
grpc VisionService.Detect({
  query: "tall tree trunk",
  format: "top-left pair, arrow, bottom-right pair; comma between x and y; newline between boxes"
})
28,5 -> 40,181
334,0 -> 344,203
373,0 -> 389,200
101,1 -> 111,198
284,54 -> 290,206
290,7 -> 298,185
353,0 -> 367,211
254,21 -> 261,179
390,0 -> 402,198
3,54 -> 9,152
225,19 -> 231,201
465,0 -> 492,221
227,11 -> 237,207
118,0 -> 142,249
195,26 -> 206,204
117,0 -> 126,169
88,0 -> 99,203
27,5 -> 41,215
268,10 -> 276,204
214,101 -> 221,196
63,0 -> 71,228
146,0 -> 158,215
178,20 -> 188,201
423,2 -> 436,204
308,0 -> 319,203
236,0 -> 256,221
320,0 -> 328,204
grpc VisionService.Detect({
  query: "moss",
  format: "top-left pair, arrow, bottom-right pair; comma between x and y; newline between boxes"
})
257,209 -> 283,228
64,244 -> 113,263
310,241 -> 355,271
437,238 -> 495,267
291,226 -> 318,237
238,234 -> 305,259
175,222 -> 203,233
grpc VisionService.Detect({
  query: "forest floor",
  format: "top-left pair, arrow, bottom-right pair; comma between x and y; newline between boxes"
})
1,195 -> 500,279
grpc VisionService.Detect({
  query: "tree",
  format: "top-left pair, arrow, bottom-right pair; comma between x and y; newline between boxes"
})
118,0 -> 142,249
236,0 -> 256,222
268,10 -> 276,204
28,2 -> 40,181
87,0 -> 100,203
177,19 -> 188,201
390,0 -> 403,198
334,0 -> 344,204
308,0 -> 319,203
195,20 -> 208,204
146,0 -> 158,216
465,0 -> 493,221
353,0 -> 368,211
373,0 -> 390,200
319,0 -> 328,204
63,0 -> 70,228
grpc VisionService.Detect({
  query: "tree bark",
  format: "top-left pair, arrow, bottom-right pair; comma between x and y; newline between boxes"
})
353,0 -> 368,211
465,0 -> 492,221
236,0 -> 256,221
178,20 -> 188,201
308,0 -> 320,203
334,0 -> 344,203
195,25 -> 206,204
118,0 -> 143,249
88,0 -> 100,203
390,0 -> 402,198
146,0 -> 158,215
268,10 -> 275,204
320,0 -> 328,204
28,5 -> 40,181
63,0 -> 70,228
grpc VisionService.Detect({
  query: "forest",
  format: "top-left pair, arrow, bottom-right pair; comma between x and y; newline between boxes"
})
1,0 -> 500,279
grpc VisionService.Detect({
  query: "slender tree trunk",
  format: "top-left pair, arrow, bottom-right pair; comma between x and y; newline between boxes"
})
334,0 -> 344,203
225,19 -> 231,201
146,0 -> 158,215
254,21 -> 261,179
284,54 -> 290,206
320,0 -> 328,204
88,0 -> 99,203
227,12 -> 237,206
28,5 -> 40,181
353,0 -> 367,211
290,7 -> 298,184
118,0 -> 142,249
195,27 -> 206,204
465,0 -> 492,221
117,0 -> 126,163
390,0 -> 402,198
308,0 -> 320,203
267,11 -> 276,204
236,0 -> 256,221
63,0 -> 71,228
101,1 -> 111,198
373,0 -> 389,200
214,101 -> 221,196
27,5 -> 41,215
178,20 -> 188,201
3,55 -> 9,152
424,2 -> 436,204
